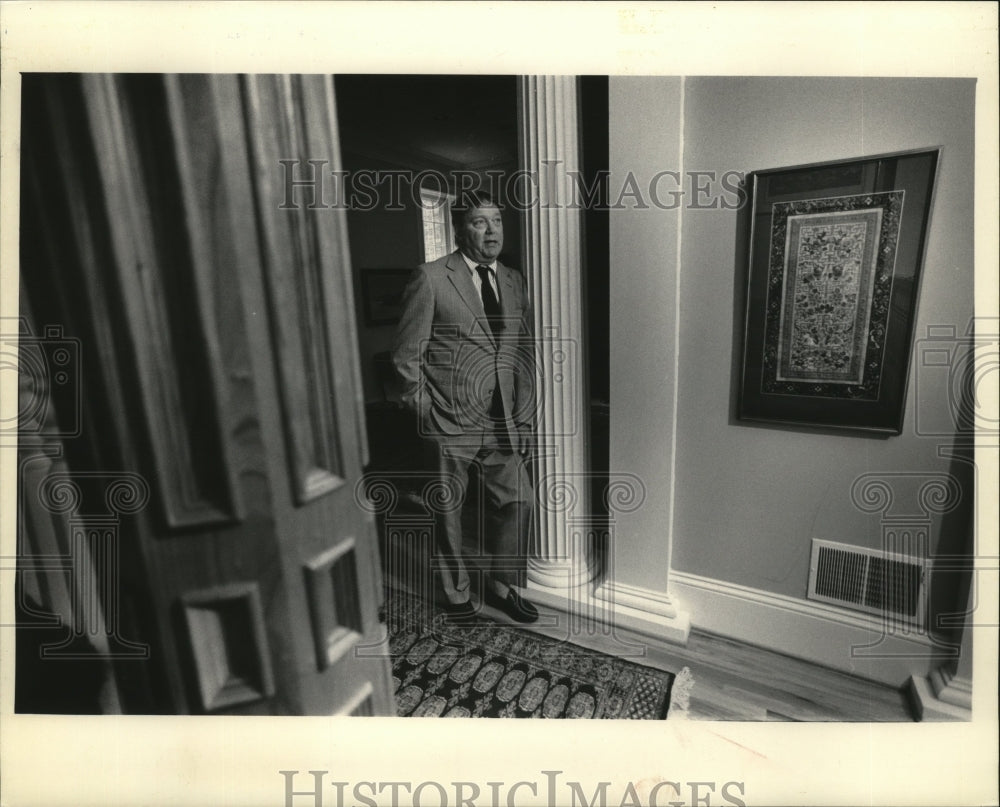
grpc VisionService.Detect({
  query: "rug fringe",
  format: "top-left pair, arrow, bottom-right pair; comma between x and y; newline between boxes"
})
667,666 -> 694,720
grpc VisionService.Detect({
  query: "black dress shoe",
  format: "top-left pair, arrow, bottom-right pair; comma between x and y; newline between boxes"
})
441,601 -> 477,625
485,587 -> 539,624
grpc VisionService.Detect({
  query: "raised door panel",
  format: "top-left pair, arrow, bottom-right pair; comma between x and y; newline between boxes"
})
224,73 -> 394,715
20,72 -> 393,716
80,74 -> 243,529
242,74 -> 347,504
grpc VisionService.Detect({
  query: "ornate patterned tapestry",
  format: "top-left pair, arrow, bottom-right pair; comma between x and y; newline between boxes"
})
762,191 -> 904,400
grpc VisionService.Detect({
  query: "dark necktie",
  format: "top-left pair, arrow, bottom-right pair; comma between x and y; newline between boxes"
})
475,264 -> 502,338
475,264 -> 508,430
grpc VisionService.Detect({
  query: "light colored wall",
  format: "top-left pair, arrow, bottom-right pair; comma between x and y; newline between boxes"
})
609,78 -> 975,609
608,77 -> 683,592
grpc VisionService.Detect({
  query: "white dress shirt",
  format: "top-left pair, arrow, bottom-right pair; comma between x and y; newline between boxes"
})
459,251 -> 500,304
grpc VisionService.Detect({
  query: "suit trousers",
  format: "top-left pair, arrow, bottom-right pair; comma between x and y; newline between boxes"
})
424,424 -> 533,605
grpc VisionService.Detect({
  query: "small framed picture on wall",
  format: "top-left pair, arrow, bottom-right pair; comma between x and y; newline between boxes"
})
360,268 -> 413,327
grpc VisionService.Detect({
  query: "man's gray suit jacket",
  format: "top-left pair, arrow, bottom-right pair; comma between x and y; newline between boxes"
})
392,250 -> 535,450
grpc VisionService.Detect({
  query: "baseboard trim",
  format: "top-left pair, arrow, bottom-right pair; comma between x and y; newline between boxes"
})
907,674 -> 971,721
670,570 -> 955,686
522,580 -> 691,646
593,579 -> 679,619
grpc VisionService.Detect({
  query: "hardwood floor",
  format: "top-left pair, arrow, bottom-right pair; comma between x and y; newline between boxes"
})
378,524 -> 914,721
478,596 -> 916,722
367,409 -> 915,722
652,630 -> 912,721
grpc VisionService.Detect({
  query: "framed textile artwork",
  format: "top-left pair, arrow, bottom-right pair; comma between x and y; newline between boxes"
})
738,148 -> 940,434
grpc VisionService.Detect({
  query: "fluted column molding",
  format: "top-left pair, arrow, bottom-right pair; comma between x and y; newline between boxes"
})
518,75 -> 595,590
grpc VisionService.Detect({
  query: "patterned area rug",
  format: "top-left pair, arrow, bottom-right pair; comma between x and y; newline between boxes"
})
386,591 -> 692,719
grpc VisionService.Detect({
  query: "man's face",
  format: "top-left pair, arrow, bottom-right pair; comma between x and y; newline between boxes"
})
457,204 -> 503,264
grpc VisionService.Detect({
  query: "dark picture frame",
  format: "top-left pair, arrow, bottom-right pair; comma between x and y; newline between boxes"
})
738,147 -> 941,435
360,268 -> 413,327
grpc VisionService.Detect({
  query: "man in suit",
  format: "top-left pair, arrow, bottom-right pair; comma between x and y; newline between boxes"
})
392,191 -> 538,624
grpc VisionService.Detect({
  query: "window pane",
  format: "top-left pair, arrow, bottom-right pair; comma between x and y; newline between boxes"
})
420,189 -> 454,262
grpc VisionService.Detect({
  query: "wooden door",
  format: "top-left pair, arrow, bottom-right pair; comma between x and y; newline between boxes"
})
18,73 -> 394,715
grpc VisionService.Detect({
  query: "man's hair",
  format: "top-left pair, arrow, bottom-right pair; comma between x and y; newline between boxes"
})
450,190 -> 500,234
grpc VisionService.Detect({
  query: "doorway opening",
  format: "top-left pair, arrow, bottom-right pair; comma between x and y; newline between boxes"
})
335,74 -> 522,598
334,74 -> 610,596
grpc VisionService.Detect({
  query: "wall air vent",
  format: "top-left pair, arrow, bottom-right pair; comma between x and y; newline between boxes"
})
807,539 -> 927,628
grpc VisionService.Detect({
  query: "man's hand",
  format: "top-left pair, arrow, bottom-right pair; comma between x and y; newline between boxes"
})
517,427 -> 534,457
